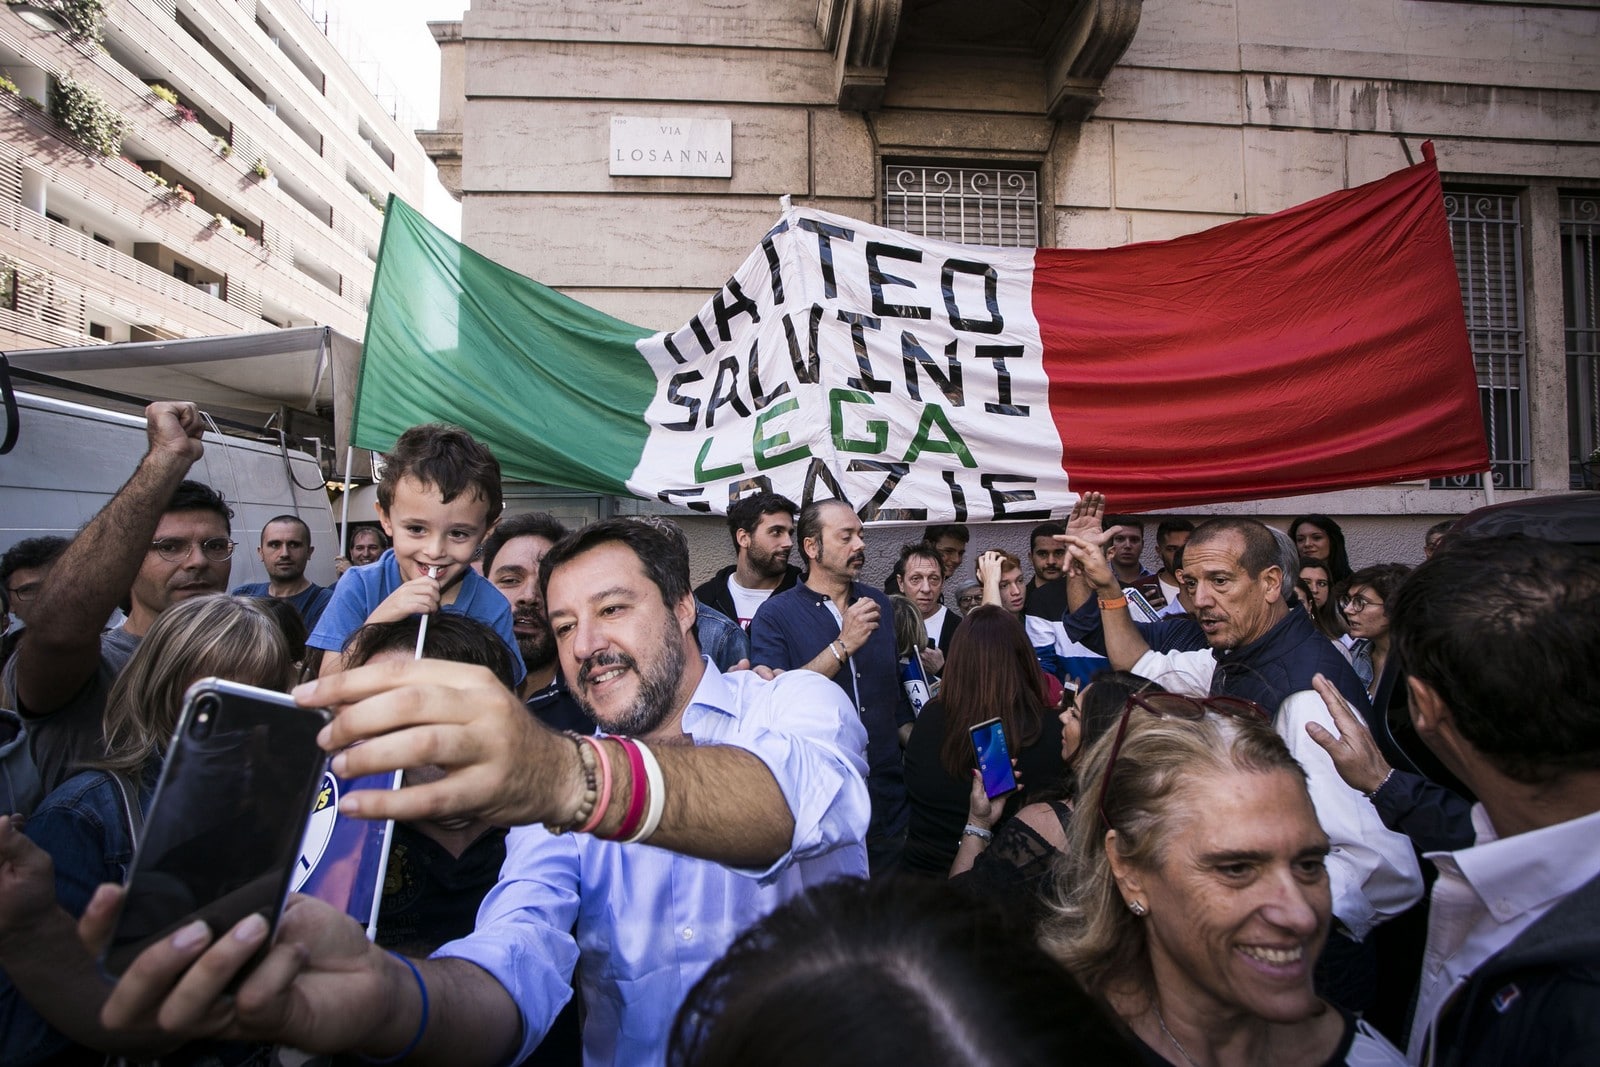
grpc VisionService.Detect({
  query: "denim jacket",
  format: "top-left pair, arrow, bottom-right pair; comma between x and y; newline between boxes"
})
0,767 -> 149,1066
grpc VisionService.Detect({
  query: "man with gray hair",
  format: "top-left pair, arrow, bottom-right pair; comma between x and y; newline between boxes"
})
1060,509 -> 1421,1011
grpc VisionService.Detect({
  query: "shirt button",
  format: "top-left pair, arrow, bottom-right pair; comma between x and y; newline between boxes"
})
680,927 -> 694,941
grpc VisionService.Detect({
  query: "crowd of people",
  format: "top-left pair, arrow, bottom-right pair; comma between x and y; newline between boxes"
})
0,401 -> 1595,1066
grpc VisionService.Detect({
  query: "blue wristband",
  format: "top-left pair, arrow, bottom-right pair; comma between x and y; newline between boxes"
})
361,952 -> 429,1064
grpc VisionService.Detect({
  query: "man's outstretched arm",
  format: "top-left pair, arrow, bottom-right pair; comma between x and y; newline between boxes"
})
301,660 -> 803,868
15,403 -> 203,715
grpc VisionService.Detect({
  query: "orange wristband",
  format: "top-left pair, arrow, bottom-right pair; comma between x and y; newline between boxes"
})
1098,595 -> 1128,611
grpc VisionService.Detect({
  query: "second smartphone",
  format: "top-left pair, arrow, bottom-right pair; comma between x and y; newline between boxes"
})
969,716 -> 1019,799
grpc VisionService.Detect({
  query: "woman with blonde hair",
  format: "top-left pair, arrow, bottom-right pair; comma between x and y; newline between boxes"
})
0,595 -> 292,1065
1044,694 -> 1404,1065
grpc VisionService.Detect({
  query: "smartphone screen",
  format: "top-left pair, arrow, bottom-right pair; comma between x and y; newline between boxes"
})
969,717 -> 1018,799
102,678 -> 331,977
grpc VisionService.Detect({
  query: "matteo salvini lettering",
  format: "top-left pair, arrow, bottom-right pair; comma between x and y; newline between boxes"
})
627,208 -> 1071,523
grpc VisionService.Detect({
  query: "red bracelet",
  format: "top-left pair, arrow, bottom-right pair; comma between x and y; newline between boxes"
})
607,737 -> 650,842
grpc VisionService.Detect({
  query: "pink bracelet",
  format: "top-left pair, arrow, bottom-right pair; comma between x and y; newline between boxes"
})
607,737 -> 650,842
577,736 -> 613,835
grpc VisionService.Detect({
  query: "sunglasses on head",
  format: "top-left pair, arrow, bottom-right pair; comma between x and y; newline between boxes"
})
1095,693 -> 1271,831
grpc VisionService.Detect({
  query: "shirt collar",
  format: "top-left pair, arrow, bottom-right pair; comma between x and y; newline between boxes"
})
797,580 -> 865,605
1432,806 -> 1600,922
680,655 -> 739,735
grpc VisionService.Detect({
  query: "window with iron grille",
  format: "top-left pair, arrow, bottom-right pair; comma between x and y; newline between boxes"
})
883,165 -> 1039,247
1563,194 -> 1600,489
1431,189 -> 1529,490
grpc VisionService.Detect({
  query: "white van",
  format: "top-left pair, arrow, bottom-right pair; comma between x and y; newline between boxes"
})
0,390 -> 338,588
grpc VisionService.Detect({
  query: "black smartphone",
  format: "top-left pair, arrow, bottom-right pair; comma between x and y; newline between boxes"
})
101,678 -> 331,978
969,717 -> 1018,799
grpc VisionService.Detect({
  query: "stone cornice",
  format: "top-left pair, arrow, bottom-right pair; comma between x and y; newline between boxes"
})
820,0 -> 1141,121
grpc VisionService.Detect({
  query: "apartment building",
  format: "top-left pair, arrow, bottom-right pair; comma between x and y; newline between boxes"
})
0,0 -> 426,349
422,0 -> 1599,576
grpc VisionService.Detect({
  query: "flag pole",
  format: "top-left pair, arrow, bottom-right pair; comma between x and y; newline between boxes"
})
1482,469 -> 1497,507
338,446 -> 354,557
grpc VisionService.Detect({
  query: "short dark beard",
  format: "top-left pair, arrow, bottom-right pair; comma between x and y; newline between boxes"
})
747,544 -> 789,580
573,622 -> 685,736
518,626 -> 556,674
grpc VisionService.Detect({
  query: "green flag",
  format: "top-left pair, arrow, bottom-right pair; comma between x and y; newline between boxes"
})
354,196 -> 657,494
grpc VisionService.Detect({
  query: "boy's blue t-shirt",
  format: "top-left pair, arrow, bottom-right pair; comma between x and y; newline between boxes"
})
308,549 -> 525,686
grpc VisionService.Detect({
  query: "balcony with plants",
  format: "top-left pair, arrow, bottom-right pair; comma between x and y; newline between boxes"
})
0,93 -> 368,340
1,0 -> 382,295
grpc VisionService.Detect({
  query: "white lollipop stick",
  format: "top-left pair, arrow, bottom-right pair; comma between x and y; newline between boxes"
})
415,565 -> 442,659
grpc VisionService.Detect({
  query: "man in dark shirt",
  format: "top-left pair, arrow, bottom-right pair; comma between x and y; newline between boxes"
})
1023,520 -> 1068,623
750,499 -> 912,873
231,514 -> 334,630
693,492 -> 801,631
481,511 -> 590,735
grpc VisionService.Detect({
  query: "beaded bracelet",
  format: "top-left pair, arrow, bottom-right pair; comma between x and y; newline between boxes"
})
360,952 -> 429,1064
577,735 -> 614,835
1364,767 -> 1397,799
624,740 -> 667,845
548,732 -> 599,835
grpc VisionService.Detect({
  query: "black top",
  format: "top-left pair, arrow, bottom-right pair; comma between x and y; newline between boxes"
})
524,675 -> 594,735
950,798 -> 1073,927
376,821 -> 508,957
1126,1008 -> 1363,1066
1024,576 -> 1068,623
901,697 -> 1067,875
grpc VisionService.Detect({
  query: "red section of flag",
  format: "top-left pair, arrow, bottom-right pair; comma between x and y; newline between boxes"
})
1033,155 -> 1486,513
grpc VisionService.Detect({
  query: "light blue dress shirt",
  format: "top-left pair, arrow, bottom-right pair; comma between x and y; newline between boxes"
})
433,660 -> 871,1066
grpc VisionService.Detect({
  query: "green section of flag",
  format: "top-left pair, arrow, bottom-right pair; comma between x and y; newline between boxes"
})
353,196 -> 658,494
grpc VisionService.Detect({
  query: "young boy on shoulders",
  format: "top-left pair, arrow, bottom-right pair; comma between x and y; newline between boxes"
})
308,423 -> 525,684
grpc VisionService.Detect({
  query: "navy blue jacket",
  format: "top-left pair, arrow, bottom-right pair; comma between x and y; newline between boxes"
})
1210,604 -> 1370,714
748,580 -> 911,782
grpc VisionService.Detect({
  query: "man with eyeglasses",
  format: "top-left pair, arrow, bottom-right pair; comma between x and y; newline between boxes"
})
6,401 -> 233,793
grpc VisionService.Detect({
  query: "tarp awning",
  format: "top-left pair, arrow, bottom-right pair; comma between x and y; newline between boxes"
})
3,326 -> 365,467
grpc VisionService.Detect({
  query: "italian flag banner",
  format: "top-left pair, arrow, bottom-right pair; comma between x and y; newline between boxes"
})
354,148 -> 1486,520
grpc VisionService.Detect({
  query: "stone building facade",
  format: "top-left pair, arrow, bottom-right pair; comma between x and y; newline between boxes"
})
422,0 -> 1599,583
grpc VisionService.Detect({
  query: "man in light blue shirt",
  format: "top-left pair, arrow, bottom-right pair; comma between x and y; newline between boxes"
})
92,518 -> 871,1067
